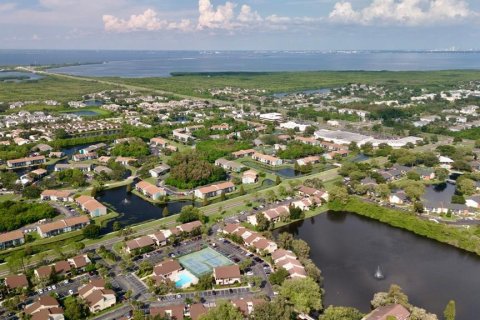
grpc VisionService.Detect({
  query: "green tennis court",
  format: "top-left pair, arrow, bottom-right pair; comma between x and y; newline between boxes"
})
179,247 -> 233,277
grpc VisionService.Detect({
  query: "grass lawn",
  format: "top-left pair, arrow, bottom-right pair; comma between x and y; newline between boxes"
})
0,193 -> 21,202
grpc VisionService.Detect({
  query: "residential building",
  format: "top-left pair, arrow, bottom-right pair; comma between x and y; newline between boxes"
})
259,113 -> 283,122
0,230 -> 25,250
188,304 -> 208,320
150,137 -> 169,147
231,149 -> 256,158
214,158 -> 245,172
294,136 -> 319,146
115,157 -> 137,166
72,152 -> 97,162
466,195 -> 480,209
78,279 -> 116,313
7,155 -> 45,168
177,221 -> 202,233
213,265 -> 241,285
79,143 -> 106,154
125,236 -> 155,254
296,156 -> 321,166
40,190 -> 73,202
25,296 -> 64,320
4,274 -> 28,291
231,299 -> 264,316
194,181 -> 235,199
54,163 -> 92,172
76,195 -> 107,217
242,170 -> 258,184
135,180 -> 167,200
389,191 -> 408,205
149,164 -> 171,178
35,266 -> 53,280
37,216 -> 90,238
150,305 -> 185,320
361,304 -> 410,320
252,152 -> 283,166
68,255 -> 91,270
153,259 -> 182,281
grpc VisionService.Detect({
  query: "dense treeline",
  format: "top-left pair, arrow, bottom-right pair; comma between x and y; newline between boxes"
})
277,142 -> 324,159
330,198 -> 480,255
111,140 -> 150,157
196,139 -> 252,163
166,152 -> 226,189
0,201 -> 57,232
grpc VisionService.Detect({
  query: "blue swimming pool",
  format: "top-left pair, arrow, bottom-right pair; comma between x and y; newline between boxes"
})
175,271 -> 196,288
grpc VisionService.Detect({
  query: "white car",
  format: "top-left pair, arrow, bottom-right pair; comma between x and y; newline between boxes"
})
64,280 -> 69,284
68,289 -> 74,295
47,286 -> 52,291
51,285 -> 56,290
38,289 -> 43,294
246,271 -> 254,276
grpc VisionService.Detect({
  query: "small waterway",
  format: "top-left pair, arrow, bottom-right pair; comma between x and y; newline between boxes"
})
276,212 -> 480,319
97,186 -> 198,233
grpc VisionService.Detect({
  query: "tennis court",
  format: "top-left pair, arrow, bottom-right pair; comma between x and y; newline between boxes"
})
179,247 -> 233,277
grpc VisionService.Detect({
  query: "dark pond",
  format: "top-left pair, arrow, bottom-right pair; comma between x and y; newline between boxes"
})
67,110 -> 100,117
275,167 -> 303,178
0,71 -> 43,82
60,144 -> 92,156
97,186 -> 197,233
276,212 -> 480,319
273,88 -> 331,98
83,99 -> 103,107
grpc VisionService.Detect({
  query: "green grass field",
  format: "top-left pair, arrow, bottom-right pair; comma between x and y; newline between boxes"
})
0,75 -> 121,102
105,70 -> 480,97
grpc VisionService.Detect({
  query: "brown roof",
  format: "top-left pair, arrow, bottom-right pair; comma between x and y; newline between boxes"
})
189,304 -> 207,320
136,180 -> 166,195
54,260 -> 71,274
69,255 -> 89,269
84,289 -> 115,307
7,155 -> 45,164
76,195 -> 106,212
364,304 -> 411,320
231,299 -> 264,315
5,274 -> 28,289
214,265 -> 241,280
178,220 -> 202,233
223,223 -> 240,234
35,265 -> 53,278
41,189 -> 73,199
25,296 -> 60,315
151,305 -> 185,320
126,236 -> 155,251
31,307 -> 64,320
252,152 -> 280,163
154,259 -> 182,277
151,232 -> 166,243
272,249 -> 296,262
288,266 -> 307,277
0,230 -> 24,243
78,279 -> 106,298
196,181 -> 235,195
37,216 -> 90,234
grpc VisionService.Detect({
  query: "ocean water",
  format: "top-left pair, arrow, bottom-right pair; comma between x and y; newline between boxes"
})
1,50 -> 480,77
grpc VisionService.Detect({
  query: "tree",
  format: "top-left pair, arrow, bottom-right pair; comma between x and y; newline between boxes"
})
276,175 -> 282,185
239,258 -> 252,271
289,205 -> 304,220
328,186 -> 349,205
434,168 -> 449,182
404,182 -> 425,201
82,224 -> 101,239
255,212 -> 270,231
251,298 -> 295,320
239,185 -> 246,196
371,284 -> 409,308
457,177 -> 475,196
196,274 -> 213,290
413,201 -> 424,213
409,307 -> 438,320
113,221 -> 122,231
444,300 -> 456,320
302,258 -> 323,284
22,185 -> 41,199
199,300 -> 244,320
280,277 -> 323,314
126,183 -> 133,193
321,306 -> 364,320
64,296 -> 89,320
162,206 -> 169,217
177,205 -> 201,223
268,267 -> 290,285
266,190 -> 277,203
291,239 -> 310,259
277,232 -> 294,250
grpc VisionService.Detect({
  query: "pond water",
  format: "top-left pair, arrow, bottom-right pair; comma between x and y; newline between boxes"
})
66,110 -> 100,117
275,167 -> 303,178
276,212 -> 480,319
97,186 -> 197,233
83,99 -> 103,107
421,183 -> 456,209
273,88 -> 331,98
60,144 -> 92,156
0,71 -> 43,82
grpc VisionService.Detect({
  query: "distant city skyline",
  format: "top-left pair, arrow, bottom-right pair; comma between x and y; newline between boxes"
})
1,0 -> 479,50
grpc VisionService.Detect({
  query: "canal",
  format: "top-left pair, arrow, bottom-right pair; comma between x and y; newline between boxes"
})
97,186 -> 197,233
276,212 -> 480,319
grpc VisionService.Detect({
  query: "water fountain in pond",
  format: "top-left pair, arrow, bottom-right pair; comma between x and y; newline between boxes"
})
374,265 -> 385,280
122,198 -> 130,204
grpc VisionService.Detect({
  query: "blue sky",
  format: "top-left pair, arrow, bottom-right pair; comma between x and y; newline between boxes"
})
0,0 -> 479,50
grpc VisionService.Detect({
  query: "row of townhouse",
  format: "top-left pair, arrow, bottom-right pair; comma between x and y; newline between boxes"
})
214,158 -> 245,172
40,190 -> 74,202
242,169 -> 258,184
6,155 -> 46,168
248,205 -> 290,225
222,223 -> 278,254
151,298 -> 264,320
150,136 -> 179,152
194,181 -> 236,199
54,163 -> 92,172
271,249 -> 307,279
125,220 -> 202,254
72,152 -> 98,162
37,216 -> 90,238
231,149 -> 256,158
34,254 -> 91,280
135,180 -> 167,200
172,125 -> 203,143
78,279 -> 116,313
149,164 -> 171,178
252,152 -> 283,166
0,230 -> 25,250
76,195 -> 108,217
24,295 -> 64,320
79,143 -> 107,154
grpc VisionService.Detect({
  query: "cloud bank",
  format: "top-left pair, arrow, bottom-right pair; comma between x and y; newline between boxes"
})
329,0 -> 475,25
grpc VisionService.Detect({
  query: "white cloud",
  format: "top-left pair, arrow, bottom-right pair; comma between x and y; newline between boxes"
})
237,4 -> 262,23
329,0 -> 475,25
197,0 -> 237,29
103,9 -> 192,32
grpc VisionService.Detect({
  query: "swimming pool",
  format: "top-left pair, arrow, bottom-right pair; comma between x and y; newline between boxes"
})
175,270 -> 198,288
